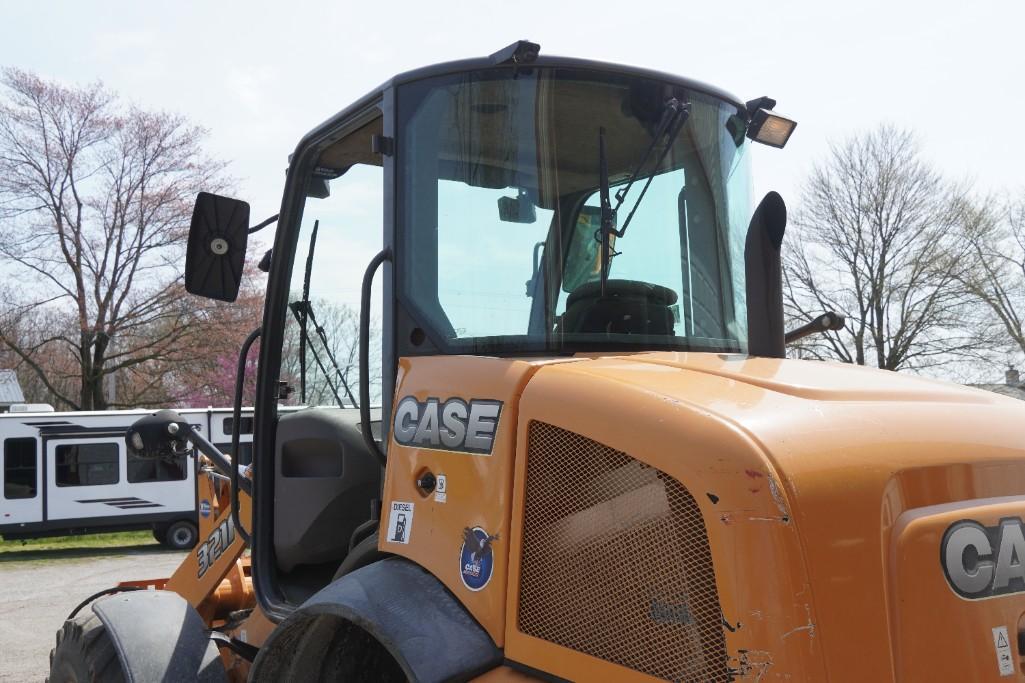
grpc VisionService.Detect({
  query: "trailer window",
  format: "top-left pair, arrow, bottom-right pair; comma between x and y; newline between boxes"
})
55,443 -> 119,487
4,438 -> 37,499
223,416 -> 254,435
127,449 -> 187,483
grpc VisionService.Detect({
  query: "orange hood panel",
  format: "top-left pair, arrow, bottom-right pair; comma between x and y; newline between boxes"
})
528,352 -> 1025,680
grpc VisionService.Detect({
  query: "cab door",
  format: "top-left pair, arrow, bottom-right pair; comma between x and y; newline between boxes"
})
1,436 -> 42,526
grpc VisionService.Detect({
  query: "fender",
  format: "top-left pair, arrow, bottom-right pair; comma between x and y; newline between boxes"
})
92,590 -> 226,683
251,558 -> 502,682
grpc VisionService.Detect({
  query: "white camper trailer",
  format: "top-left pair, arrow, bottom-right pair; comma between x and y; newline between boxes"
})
0,407 -> 254,549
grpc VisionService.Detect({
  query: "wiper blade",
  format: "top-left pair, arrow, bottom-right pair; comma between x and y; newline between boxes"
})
597,98 -> 690,295
599,127 -> 614,296
612,97 -> 690,238
288,299 -> 359,409
293,217 -> 359,409
298,220 -> 319,403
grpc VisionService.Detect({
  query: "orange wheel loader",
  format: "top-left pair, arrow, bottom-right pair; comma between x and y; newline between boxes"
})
47,41 -> 1025,682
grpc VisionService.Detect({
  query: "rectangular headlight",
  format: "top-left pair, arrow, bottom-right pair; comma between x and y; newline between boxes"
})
748,109 -> 797,148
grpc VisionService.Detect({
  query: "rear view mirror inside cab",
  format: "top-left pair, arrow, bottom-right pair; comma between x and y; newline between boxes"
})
498,189 -> 537,223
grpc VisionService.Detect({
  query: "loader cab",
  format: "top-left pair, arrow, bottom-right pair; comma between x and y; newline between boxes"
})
184,44 -> 793,621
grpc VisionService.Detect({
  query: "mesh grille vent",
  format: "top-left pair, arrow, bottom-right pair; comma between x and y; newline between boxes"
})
518,421 -> 729,682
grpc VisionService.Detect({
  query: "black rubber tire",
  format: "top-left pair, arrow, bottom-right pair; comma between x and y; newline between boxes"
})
151,524 -> 168,544
48,611 -> 126,683
162,520 -> 198,550
332,533 -> 389,581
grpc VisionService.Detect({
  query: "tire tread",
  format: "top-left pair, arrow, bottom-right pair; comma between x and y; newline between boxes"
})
48,611 -> 125,683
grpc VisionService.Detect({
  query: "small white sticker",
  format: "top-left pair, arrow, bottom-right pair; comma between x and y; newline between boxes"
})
992,626 -> 1014,677
386,501 -> 414,544
435,475 -> 447,503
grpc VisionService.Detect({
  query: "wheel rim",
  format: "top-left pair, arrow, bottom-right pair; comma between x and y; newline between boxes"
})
171,526 -> 194,547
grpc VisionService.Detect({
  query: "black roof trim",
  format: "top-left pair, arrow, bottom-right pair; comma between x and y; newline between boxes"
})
388,54 -> 745,109
292,53 -> 746,161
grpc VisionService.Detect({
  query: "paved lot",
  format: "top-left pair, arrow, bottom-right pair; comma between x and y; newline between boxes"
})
0,546 -> 187,682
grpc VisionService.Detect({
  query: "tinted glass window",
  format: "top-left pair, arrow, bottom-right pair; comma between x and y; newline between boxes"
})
127,448 -> 187,483
4,437 -> 37,499
56,443 -> 119,487
215,442 -> 253,466
223,416 -> 254,435
398,68 -> 752,354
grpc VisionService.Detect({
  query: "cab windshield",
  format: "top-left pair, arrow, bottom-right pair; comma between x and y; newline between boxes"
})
397,67 -> 753,354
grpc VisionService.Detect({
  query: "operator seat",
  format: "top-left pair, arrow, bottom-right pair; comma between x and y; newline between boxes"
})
560,279 -> 677,336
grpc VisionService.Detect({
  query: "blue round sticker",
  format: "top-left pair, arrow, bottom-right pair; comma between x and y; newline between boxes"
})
459,527 -> 496,591
199,499 -> 211,518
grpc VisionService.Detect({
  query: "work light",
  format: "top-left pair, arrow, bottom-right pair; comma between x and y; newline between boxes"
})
747,107 -> 797,148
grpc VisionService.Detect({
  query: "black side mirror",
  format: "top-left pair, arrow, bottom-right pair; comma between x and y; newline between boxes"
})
125,409 -> 190,459
185,192 -> 250,302
745,191 -> 787,358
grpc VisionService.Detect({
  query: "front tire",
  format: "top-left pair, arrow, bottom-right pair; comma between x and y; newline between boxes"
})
162,520 -> 198,550
49,612 -> 125,683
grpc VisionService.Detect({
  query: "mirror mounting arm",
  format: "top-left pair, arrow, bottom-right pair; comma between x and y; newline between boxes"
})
785,311 -> 846,345
248,214 -> 279,234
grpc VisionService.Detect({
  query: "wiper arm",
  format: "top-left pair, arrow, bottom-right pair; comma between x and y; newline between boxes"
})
293,217 -> 359,409
599,128 -> 614,297
611,98 -> 690,239
306,302 -> 359,408
288,300 -> 359,409
598,98 -> 690,295
298,220 -> 319,403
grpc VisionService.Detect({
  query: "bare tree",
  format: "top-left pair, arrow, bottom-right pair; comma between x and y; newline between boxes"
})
954,195 -> 1025,364
783,125 -> 985,371
0,68 -> 228,409
0,303 -> 79,407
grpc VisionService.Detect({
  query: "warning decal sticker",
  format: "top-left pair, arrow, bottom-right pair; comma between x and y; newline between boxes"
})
993,626 -> 1014,677
386,501 -> 414,544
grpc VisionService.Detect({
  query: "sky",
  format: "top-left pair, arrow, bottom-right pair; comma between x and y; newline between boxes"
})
2,0 -> 1023,331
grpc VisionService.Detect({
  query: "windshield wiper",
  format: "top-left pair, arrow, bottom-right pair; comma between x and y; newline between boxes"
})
289,299 -> 359,408
598,98 -> 690,294
613,98 -> 690,237
292,218 -> 359,409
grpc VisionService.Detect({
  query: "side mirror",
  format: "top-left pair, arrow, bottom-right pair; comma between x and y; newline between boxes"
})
745,191 -> 787,358
185,192 -> 250,302
125,409 -> 190,459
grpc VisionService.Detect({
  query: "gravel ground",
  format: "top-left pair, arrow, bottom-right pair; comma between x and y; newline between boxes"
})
0,546 -> 187,682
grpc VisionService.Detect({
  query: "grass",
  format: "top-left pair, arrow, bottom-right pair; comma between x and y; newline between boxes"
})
0,530 -> 157,554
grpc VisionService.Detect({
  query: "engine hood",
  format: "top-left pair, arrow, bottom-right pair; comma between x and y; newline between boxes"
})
524,351 -> 1025,680
616,351 -> 1007,405
562,351 -> 1023,475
